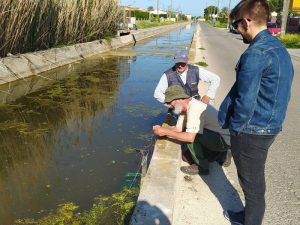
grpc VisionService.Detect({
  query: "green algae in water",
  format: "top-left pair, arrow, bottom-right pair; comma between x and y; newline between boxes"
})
0,61 -> 122,178
137,133 -> 152,142
123,147 -> 136,154
123,104 -> 165,118
15,188 -> 139,225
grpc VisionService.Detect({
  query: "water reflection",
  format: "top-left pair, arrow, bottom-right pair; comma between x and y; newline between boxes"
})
0,56 -> 131,223
0,24 -> 195,224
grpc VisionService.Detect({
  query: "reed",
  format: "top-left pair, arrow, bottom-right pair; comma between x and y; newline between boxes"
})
0,0 -> 122,57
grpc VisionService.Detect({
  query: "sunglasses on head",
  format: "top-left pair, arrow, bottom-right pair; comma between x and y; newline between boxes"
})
232,18 -> 243,29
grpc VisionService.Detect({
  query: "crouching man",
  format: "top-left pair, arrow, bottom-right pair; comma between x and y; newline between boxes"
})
153,85 -> 231,175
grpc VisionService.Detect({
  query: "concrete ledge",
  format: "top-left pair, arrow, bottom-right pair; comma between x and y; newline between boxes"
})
131,138 -> 181,225
0,23 -> 189,85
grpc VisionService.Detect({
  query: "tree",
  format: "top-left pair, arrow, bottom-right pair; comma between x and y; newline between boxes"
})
269,0 -> 284,14
204,6 -> 219,20
147,6 -> 154,11
220,7 -> 229,17
219,7 -> 229,23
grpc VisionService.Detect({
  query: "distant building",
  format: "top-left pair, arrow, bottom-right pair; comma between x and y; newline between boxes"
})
149,9 -> 167,15
186,14 -> 192,21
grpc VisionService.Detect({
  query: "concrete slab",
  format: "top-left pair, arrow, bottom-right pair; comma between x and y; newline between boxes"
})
173,162 -> 244,225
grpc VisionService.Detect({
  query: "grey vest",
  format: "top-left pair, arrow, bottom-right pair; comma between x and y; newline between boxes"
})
165,64 -> 199,97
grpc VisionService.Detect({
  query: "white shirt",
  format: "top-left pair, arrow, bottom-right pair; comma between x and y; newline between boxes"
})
154,65 -> 220,103
176,98 -> 230,145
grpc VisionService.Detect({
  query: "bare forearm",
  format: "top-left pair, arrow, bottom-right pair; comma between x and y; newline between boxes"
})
153,125 -> 195,143
165,129 -> 195,142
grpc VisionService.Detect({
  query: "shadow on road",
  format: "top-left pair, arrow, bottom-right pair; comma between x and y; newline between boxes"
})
131,200 -> 171,225
201,162 -> 244,213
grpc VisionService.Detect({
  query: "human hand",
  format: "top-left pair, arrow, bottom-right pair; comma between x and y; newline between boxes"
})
201,95 -> 211,104
164,103 -> 173,108
153,125 -> 165,136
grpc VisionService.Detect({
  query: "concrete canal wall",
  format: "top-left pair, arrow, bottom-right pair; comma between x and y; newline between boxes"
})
131,23 -> 202,225
0,23 -> 189,85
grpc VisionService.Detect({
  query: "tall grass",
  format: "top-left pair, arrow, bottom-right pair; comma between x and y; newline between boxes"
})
0,0 -> 122,57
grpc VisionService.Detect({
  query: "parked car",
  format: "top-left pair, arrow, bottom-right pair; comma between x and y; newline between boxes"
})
229,24 -> 239,34
267,22 -> 281,36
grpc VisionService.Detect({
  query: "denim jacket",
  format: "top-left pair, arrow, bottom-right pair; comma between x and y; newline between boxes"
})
218,29 -> 294,135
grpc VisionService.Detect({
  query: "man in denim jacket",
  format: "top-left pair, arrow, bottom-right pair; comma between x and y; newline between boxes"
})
218,1 -> 294,225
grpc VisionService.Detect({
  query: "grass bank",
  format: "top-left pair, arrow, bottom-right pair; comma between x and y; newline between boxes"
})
136,21 -> 176,29
278,34 -> 300,48
0,0 -> 122,57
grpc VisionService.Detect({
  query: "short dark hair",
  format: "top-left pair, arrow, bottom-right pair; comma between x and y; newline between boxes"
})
230,0 -> 269,26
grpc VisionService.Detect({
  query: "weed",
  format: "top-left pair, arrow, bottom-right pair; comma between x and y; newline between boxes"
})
196,61 -> 208,67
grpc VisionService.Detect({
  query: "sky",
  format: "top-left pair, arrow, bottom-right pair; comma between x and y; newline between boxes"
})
120,0 -> 240,16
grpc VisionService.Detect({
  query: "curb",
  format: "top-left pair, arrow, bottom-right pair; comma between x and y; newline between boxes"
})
0,23 -> 189,86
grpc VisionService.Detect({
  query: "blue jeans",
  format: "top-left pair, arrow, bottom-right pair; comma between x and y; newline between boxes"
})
231,133 -> 276,225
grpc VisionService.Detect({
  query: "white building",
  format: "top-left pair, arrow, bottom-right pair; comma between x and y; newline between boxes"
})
150,9 -> 167,15
186,14 -> 192,21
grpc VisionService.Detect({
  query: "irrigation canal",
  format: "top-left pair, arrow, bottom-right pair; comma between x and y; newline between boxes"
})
0,23 -> 195,224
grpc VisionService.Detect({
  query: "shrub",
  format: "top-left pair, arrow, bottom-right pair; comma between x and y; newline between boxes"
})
278,34 -> 300,48
134,10 -> 150,20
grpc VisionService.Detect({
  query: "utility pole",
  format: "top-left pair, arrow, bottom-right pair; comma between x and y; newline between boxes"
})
280,0 -> 291,37
157,0 -> 159,20
171,0 -> 173,19
226,0 -> 232,29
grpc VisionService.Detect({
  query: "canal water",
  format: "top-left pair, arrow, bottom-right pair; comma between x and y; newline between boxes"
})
0,23 -> 195,224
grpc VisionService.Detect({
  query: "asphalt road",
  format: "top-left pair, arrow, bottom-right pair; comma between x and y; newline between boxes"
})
198,22 -> 300,225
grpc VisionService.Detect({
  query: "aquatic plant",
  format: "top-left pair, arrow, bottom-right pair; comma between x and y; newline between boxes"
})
15,188 -> 139,225
123,104 -> 165,117
0,56 -> 123,183
0,0 -> 122,57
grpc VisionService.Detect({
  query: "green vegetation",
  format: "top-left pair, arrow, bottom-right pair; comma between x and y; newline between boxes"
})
16,188 -> 139,225
134,10 -> 150,20
278,34 -> 300,48
196,61 -> 208,67
0,0 -> 122,57
204,6 -> 219,21
198,47 -> 205,50
136,21 -> 176,29
123,147 -> 136,154
123,104 -> 165,117
269,0 -> 283,14
213,22 -> 227,28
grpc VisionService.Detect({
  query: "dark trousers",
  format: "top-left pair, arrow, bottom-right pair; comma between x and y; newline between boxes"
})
231,133 -> 276,225
187,129 -> 229,171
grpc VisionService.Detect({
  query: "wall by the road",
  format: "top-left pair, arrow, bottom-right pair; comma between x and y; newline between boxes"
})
0,23 -> 189,85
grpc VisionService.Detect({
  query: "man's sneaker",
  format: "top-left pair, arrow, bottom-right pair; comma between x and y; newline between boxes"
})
223,210 -> 245,225
223,149 -> 232,167
180,164 -> 209,176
